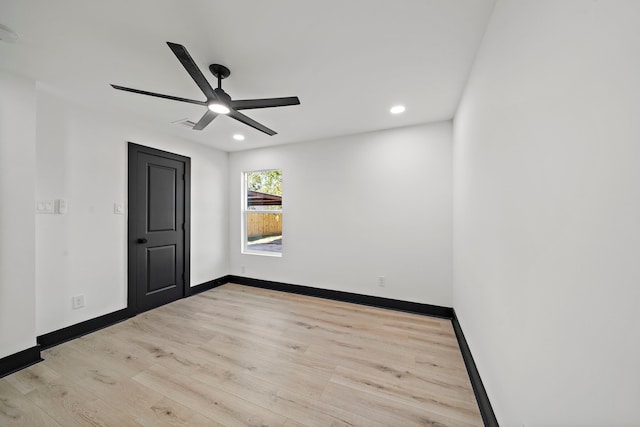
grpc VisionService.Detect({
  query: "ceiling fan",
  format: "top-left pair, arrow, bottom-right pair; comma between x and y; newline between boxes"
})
111,42 -> 300,136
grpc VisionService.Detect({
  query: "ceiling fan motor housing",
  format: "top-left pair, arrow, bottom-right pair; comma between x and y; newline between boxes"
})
214,88 -> 232,104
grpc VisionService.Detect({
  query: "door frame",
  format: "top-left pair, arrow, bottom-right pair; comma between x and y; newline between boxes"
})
127,142 -> 191,315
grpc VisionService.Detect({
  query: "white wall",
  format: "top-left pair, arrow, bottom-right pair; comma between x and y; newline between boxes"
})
35,88 -> 229,335
0,71 -> 37,358
453,1 -> 640,425
230,122 -> 453,306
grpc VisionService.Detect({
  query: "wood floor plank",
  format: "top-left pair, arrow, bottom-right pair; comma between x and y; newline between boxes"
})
65,331 -> 154,378
134,363 -> 288,426
25,377 -> 137,427
321,381 -> 481,427
0,380 -> 61,426
1,283 -> 481,426
135,396 -> 223,427
3,363 -> 61,395
330,366 -> 482,422
192,362 -> 374,427
195,341 -> 331,400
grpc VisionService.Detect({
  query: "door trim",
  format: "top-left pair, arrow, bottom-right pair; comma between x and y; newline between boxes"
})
127,142 -> 191,315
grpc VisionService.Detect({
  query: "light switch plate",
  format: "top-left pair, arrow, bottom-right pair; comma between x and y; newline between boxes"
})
36,200 -> 56,214
56,199 -> 68,214
114,203 -> 124,215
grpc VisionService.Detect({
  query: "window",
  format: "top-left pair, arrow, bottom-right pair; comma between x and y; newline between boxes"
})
242,169 -> 282,256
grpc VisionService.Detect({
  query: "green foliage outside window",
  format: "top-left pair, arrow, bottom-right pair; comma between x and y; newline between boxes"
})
246,170 -> 282,196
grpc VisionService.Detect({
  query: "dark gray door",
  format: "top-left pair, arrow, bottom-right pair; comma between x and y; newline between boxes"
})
128,143 -> 190,313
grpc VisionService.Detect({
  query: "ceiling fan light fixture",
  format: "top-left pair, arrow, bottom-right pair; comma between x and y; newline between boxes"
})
208,103 -> 230,114
390,105 -> 406,114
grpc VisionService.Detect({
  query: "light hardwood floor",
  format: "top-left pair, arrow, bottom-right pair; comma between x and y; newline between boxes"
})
0,284 -> 482,426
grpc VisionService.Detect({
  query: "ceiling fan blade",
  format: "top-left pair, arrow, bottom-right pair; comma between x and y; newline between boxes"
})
166,42 -> 218,102
110,85 -> 207,106
192,110 -> 217,131
230,96 -> 300,111
228,110 -> 277,136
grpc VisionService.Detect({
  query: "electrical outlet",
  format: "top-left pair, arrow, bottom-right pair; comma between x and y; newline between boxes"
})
72,295 -> 85,309
378,276 -> 386,287
241,265 -> 246,274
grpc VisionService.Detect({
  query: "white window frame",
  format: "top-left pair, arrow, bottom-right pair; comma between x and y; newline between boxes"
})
241,169 -> 283,257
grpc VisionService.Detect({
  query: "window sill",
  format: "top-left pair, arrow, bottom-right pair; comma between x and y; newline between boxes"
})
241,250 -> 282,258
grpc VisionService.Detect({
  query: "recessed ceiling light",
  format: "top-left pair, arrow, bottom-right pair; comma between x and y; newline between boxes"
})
390,105 -> 406,114
233,134 -> 245,141
208,103 -> 230,114
0,24 -> 18,43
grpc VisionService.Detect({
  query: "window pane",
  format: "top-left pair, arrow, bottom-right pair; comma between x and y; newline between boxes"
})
246,212 -> 282,253
246,170 -> 282,207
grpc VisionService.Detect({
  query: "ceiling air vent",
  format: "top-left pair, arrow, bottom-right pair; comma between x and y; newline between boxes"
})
171,118 -> 196,129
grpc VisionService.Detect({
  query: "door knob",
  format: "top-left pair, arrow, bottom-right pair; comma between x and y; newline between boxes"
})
137,238 -> 148,244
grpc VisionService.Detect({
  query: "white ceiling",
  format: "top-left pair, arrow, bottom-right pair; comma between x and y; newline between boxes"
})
0,0 -> 495,152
